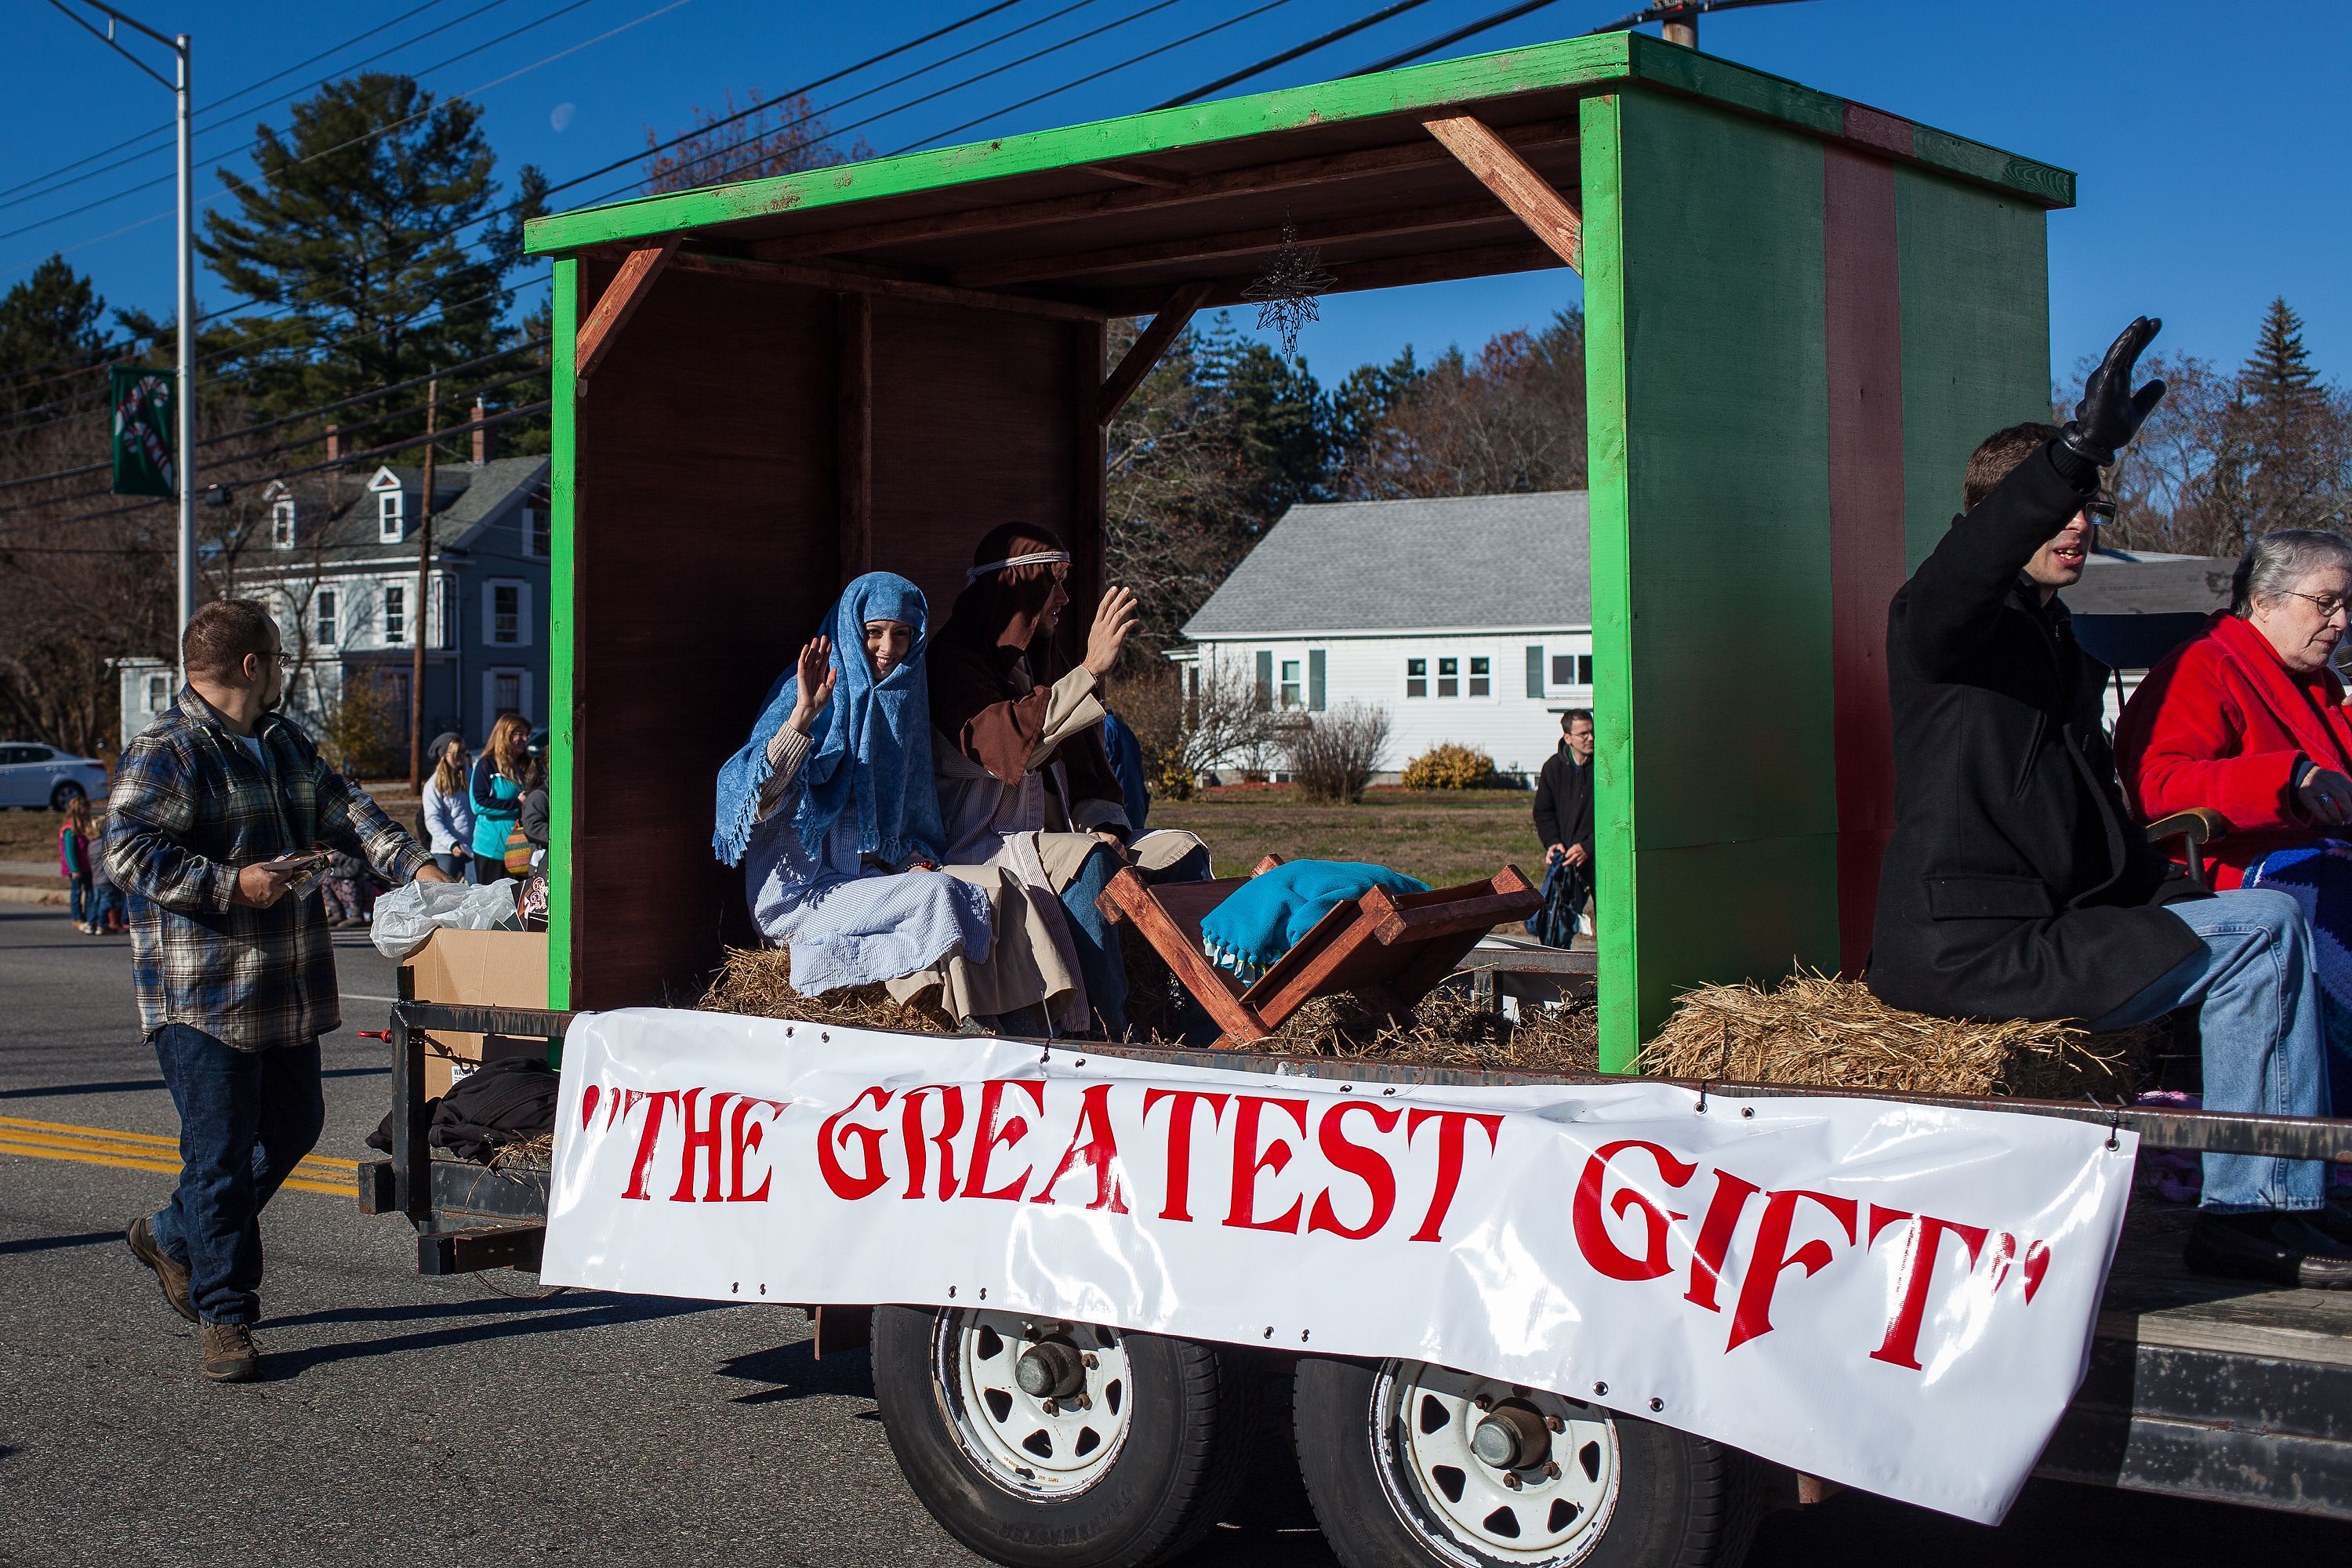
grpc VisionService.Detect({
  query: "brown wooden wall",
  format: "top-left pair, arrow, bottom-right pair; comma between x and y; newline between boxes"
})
571,263 -> 1102,1008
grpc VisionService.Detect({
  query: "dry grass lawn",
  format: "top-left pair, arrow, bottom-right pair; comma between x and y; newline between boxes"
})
1152,785 -> 1542,889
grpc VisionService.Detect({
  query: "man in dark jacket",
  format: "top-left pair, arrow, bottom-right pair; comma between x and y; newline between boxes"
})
1868,318 -> 2347,1288
1533,710 -> 1596,938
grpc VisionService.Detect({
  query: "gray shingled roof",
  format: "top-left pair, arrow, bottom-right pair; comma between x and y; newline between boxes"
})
1181,491 -> 1589,639
2065,550 -> 2235,616
267,456 -> 548,561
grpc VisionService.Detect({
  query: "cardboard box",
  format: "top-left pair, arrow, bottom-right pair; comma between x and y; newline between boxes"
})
401,928 -> 550,1098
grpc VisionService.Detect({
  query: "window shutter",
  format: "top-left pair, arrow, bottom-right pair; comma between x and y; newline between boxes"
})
1308,648 -> 1326,711
1526,645 -> 1544,699
1255,650 -> 1273,708
517,583 -> 534,649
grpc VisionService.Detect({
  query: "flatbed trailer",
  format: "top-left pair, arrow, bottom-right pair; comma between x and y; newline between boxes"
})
404,25 -> 2352,1565
361,996 -> 2352,1545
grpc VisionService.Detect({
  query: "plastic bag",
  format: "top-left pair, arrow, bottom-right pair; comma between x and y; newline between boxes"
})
371,877 -> 522,959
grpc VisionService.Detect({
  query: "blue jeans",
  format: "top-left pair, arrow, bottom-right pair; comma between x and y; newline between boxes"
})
89,884 -> 123,929
2089,890 -> 2332,1213
67,875 -> 91,923
147,1026 -> 325,1323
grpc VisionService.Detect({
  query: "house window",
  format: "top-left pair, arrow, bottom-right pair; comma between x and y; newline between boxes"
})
1437,657 -> 1459,699
383,583 -> 407,644
523,504 -> 550,560
1552,653 -> 1594,688
1468,656 -> 1490,699
494,670 -> 522,715
1405,658 -> 1427,699
484,579 -> 531,647
146,673 -> 170,712
314,588 -> 338,648
1279,659 -> 1301,708
378,487 -> 404,543
270,498 -> 296,548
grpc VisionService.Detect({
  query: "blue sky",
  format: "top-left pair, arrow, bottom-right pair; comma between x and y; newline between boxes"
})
5,0 -> 2346,391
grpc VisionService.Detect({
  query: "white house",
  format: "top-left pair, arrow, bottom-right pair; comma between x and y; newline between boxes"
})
1178,491 -> 1592,782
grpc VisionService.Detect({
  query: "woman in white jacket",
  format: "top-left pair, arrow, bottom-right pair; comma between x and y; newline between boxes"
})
419,731 -> 476,880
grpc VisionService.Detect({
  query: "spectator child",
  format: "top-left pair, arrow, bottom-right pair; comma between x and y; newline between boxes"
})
60,795 -> 96,933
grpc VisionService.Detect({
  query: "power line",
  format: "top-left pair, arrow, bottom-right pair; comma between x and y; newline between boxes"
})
0,0 -> 1036,393
1349,0 -> 1570,74
0,0 -> 474,214
1154,0 -> 1439,108
892,0 -> 1303,155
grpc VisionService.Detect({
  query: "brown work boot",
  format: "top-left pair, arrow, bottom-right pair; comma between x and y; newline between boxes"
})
125,1215 -> 196,1323
199,1322 -> 262,1383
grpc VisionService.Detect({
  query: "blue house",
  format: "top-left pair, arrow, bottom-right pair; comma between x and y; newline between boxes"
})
233,452 -> 551,764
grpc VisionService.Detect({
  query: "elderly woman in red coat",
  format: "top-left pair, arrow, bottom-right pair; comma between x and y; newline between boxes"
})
2118,528 -> 2352,1109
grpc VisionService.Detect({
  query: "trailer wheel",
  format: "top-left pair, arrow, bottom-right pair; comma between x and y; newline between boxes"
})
1293,1357 -> 1762,1568
871,1305 -> 1258,1568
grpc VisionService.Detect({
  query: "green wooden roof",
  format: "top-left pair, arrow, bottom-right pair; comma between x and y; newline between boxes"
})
525,31 -> 2071,317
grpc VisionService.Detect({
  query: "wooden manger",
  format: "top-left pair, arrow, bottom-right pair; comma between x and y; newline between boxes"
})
1100,855 -> 1540,1047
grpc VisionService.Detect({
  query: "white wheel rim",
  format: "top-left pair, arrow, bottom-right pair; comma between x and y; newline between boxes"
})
934,1311 -> 1134,1499
1370,1361 -> 1621,1566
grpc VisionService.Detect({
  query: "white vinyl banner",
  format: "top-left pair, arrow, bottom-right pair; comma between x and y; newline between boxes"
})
541,1009 -> 2137,1524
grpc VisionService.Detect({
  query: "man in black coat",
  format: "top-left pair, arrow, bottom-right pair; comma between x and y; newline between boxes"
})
1534,710 -> 1596,933
1867,318 -> 2347,1287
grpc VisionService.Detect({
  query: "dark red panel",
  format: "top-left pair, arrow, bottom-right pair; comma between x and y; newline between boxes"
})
1822,145 -> 1907,976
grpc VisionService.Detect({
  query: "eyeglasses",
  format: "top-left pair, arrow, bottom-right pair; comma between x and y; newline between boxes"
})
2083,499 -> 2116,523
2280,590 -> 2351,622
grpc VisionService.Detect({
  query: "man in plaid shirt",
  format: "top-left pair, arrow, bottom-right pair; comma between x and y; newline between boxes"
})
113,601 -> 454,1382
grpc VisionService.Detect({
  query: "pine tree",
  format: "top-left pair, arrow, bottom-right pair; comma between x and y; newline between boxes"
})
0,255 -> 109,419
177,74 -> 545,427
2230,296 -> 2338,536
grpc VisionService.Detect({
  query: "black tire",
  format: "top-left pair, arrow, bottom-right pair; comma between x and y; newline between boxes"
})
1293,1356 -> 1763,1568
872,1305 -> 1261,1568
49,781 -> 85,811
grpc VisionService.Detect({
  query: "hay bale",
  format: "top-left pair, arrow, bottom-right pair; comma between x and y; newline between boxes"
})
1241,989 -> 1599,1076
1638,970 -> 2151,1099
699,946 -> 957,1035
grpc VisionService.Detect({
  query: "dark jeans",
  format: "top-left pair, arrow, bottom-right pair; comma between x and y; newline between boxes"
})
473,853 -> 509,884
1056,840 -> 1213,1039
67,874 -> 91,923
147,1026 -> 325,1323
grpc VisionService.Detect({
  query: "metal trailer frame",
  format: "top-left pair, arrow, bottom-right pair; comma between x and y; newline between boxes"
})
360,996 -> 2352,1520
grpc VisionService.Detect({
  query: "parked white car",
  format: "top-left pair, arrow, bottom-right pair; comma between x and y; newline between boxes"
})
0,743 -> 108,811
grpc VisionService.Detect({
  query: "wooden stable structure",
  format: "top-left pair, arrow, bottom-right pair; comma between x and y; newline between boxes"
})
1099,855 -> 1540,1047
525,31 -> 2074,1069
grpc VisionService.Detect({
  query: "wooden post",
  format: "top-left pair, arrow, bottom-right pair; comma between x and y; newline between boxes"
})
1421,114 -> 1583,274
1070,316 -> 1107,671
1098,281 -> 1211,425
575,238 -> 678,388
408,378 -> 437,789
1661,8 -> 1697,49
837,292 -> 872,586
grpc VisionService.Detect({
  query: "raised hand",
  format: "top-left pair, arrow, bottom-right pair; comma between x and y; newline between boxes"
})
2062,316 -> 2167,467
1083,586 -> 1138,679
789,636 -> 837,734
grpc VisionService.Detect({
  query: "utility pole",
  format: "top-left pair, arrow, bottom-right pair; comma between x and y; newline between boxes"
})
409,379 -> 438,789
52,2 -> 197,675
1661,7 -> 1697,47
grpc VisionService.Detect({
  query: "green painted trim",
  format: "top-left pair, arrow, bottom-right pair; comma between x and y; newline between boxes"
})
546,257 -> 579,1012
1578,92 -> 1639,1074
524,32 -> 2067,257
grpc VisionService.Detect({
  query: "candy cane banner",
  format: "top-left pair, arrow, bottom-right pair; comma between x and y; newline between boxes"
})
542,1008 -> 2136,1524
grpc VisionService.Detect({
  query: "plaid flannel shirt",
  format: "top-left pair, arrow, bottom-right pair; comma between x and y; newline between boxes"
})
107,687 -> 430,1049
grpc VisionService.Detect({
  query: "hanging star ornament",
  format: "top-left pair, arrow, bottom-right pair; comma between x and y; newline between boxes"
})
1241,221 -> 1337,363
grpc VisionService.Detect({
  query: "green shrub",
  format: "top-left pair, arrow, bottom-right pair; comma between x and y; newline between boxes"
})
1402,743 -> 1497,790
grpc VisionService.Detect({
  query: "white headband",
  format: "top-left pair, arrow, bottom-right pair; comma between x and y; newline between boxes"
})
965,549 -> 1069,584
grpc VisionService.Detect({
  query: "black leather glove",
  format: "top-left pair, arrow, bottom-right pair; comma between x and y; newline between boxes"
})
2060,316 -> 2166,467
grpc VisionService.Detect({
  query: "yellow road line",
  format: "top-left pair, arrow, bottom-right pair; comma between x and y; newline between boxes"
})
0,1115 -> 361,1196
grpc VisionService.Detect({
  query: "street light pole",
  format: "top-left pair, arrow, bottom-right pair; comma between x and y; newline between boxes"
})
49,2 -> 196,676
173,31 -> 195,673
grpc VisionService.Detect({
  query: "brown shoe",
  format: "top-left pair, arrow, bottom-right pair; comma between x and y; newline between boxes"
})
199,1322 -> 262,1382
125,1215 -> 197,1323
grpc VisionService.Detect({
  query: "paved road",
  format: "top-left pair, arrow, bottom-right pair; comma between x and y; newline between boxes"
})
4,904 -> 2347,1566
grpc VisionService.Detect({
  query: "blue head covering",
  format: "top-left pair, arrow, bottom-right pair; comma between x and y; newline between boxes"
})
712,572 -> 946,869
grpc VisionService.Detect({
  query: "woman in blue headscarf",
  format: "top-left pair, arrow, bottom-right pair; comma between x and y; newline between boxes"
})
713,572 -> 994,995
